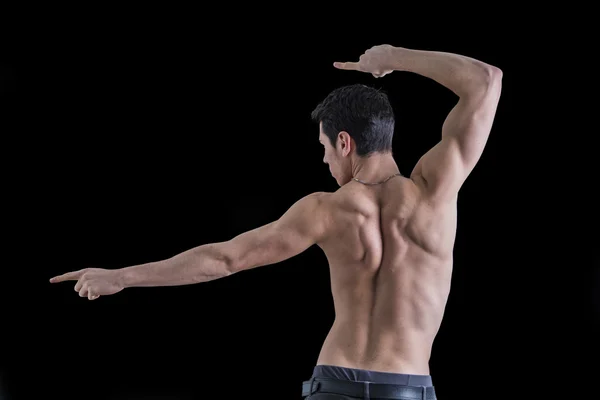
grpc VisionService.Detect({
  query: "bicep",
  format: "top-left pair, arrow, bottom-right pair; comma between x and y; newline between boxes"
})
412,71 -> 502,201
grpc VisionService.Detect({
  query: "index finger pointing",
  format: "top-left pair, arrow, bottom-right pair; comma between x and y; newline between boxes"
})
50,270 -> 84,283
333,61 -> 361,71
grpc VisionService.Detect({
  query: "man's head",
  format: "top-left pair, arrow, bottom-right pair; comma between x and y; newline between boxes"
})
311,84 -> 395,186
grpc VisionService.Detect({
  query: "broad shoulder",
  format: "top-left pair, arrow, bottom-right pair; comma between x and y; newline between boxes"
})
286,191 -> 333,222
280,191 -> 334,244
308,188 -> 353,214
298,191 -> 331,207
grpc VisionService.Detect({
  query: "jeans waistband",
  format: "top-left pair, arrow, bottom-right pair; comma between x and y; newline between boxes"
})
312,364 -> 433,387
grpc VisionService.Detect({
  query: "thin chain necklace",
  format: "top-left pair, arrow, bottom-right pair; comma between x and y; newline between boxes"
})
352,173 -> 402,185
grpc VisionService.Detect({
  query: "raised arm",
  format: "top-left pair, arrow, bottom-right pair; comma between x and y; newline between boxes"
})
50,192 -> 330,299
399,48 -> 502,201
335,45 -> 503,202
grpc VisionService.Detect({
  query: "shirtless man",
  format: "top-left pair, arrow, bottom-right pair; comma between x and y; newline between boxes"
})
50,45 -> 502,399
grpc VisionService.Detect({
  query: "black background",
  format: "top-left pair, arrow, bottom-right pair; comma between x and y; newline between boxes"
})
1,7 -> 598,400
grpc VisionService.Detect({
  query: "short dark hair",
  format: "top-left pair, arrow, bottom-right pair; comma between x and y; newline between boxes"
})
311,84 -> 395,157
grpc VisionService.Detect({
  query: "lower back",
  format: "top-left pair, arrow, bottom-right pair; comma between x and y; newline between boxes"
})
316,315 -> 436,375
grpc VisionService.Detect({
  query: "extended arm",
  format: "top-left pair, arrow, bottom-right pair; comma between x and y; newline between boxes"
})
121,192 -> 329,287
50,192 -> 329,298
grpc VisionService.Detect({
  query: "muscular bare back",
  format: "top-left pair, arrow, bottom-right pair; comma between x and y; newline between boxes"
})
316,176 -> 456,375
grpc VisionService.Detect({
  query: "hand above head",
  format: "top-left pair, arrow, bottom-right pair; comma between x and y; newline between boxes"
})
50,268 -> 125,300
334,44 -> 398,78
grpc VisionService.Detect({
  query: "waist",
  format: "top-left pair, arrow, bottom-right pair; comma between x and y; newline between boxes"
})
312,364 -> 433,386
318,322 -> 433,374
302,365 -> 436,399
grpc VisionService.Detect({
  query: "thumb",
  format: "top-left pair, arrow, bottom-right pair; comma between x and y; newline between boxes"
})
333,61 -> 360,70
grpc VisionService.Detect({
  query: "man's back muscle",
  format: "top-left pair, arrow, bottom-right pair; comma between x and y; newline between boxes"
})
316,176 -> 456,375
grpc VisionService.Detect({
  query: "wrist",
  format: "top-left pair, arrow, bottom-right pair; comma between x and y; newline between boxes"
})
115,267 -> 131,289
389,46 -> 413,71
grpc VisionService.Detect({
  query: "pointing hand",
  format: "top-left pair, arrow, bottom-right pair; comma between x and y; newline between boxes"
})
50,268 -> 124,300
334,44 -> 396,78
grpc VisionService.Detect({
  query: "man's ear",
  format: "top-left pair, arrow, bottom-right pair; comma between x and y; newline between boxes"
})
338,131 -> 353,156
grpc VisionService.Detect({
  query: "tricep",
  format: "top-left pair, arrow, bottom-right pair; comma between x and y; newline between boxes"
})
413,69 -> 503,202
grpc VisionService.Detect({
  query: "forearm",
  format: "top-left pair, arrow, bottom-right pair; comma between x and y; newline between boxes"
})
119,243 -> 234,288
390,46 -> 500,97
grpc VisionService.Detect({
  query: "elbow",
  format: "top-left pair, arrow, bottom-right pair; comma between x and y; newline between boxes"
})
468,65 -> 502,99
491,66 -> 503,80
205,242 -> 239,276
459,64 -> 502,99
485,65 -> 503,88
487,66 -> 503,99
222,251 -> 239,275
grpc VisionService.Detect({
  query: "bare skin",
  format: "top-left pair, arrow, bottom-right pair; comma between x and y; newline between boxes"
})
50,45 -> 502,376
